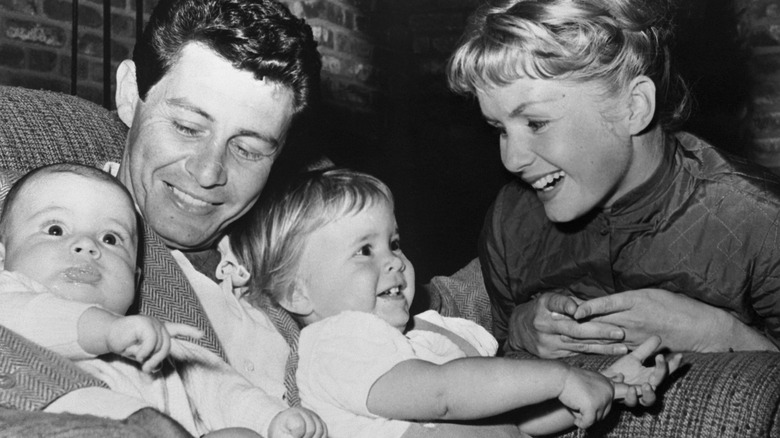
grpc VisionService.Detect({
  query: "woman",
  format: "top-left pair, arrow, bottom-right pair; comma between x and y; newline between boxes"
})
447,0 -> 780,358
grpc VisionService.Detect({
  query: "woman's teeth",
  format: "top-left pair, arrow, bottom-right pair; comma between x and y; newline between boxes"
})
531,171 -> 565,191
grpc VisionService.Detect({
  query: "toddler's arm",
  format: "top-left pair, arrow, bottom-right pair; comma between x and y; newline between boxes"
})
367,355 -> 612,430
367,336 -> 674,435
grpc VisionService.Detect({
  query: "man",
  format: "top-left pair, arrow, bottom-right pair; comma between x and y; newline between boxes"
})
0,0 -> 325,436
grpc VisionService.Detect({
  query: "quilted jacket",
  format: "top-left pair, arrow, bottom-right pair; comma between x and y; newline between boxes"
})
480,132 -> 780,346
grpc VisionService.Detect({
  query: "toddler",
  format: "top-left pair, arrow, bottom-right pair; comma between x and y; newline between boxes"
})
0,163 -> 324,438
233,167 -> 681,438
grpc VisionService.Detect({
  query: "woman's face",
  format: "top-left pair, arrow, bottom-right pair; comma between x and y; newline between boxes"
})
477,77 -> 644,223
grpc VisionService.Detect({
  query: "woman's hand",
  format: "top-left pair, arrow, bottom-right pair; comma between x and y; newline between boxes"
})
573,289 -> 777,352
507,292 -> 628,358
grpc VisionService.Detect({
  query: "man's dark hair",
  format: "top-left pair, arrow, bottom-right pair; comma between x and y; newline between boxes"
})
133,0 -> 321,114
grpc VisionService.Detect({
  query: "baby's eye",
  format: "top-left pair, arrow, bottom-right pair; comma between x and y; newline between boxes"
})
46,225 -> 63,236
390,238 -> 401,252
356,245 -> 372,256
101,233 -> 118,246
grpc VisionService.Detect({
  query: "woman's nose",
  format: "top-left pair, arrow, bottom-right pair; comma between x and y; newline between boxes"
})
501,134 -> 534,173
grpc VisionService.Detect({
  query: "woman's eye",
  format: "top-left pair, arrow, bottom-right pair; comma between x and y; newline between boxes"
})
527,120 -> 549,133
489,124 -> 506,137
46,225 -> 63,236
102,233 -> 118,245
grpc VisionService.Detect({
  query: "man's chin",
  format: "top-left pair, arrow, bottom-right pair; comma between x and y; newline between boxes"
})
148,219 -> 219,250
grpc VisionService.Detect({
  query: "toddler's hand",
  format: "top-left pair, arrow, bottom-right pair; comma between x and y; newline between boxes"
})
603,336 -> 682,407
106,316 -> 202,373
268,407 -> 327,438
558,366 -> 614,429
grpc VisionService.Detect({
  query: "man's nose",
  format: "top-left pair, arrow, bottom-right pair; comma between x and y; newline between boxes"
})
186,142 -> 228,187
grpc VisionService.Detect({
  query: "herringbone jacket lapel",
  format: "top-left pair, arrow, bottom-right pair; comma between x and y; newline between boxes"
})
134,221 -> 228,362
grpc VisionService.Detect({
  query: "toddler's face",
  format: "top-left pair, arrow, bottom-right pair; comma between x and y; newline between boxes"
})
297,201 -> 415,331
0,173 -> 138,314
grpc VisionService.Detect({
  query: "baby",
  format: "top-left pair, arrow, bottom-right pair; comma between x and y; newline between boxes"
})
0,163 -> 324,438
233,167 -> 681,438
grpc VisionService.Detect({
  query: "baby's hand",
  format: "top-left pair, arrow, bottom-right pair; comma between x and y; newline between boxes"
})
603,336 -> 682,407
106,316 -> 202,373
558,366 -> 614,429
268,407 -> 327,438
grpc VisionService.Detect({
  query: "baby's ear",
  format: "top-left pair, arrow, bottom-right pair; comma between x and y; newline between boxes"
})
278,280 -> 313,316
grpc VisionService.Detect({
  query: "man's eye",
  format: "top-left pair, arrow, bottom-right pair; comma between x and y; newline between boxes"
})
46,225 -> 63,236
356,245 -> 372,256
101,233 -> 118,245
230,140 -> 276,161
173,122 -> 199,137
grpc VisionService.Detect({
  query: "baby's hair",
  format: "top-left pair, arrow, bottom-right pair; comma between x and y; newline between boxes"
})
232,167 -> 394,306
447,0 -> 690,130
0,163 -> 136,238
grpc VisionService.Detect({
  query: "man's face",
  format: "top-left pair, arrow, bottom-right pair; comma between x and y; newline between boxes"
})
477,77 -> 643,223
296,202 -> 415,332
0,173 -> 138,314
118,43 -> 295,250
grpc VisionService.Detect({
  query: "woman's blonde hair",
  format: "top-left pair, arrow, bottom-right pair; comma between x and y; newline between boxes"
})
447,0 -> 690,130
232,168 -> 394,306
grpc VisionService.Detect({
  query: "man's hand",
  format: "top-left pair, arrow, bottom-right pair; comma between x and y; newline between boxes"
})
107,316 -> 202,373
603,336 -> 682,408
573,289 -> 777,352
507,292 -> 627,358
268,407 -> 327,438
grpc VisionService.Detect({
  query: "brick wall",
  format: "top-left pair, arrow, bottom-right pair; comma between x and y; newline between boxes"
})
0,0 -> 380,112
0,0 -> 148,105
738,0 -> 780,173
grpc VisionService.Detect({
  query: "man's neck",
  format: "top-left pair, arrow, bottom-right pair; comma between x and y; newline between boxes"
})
181,246 -> 221,283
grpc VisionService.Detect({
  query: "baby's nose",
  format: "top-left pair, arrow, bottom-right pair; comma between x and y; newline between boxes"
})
71,237 -> 100,258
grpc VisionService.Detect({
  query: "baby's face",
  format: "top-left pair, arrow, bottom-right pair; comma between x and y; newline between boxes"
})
1,173 -> 138,314
296,201 -> 415,331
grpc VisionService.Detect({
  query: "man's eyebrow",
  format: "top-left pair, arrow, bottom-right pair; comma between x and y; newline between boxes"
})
167,98 -> 213,122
